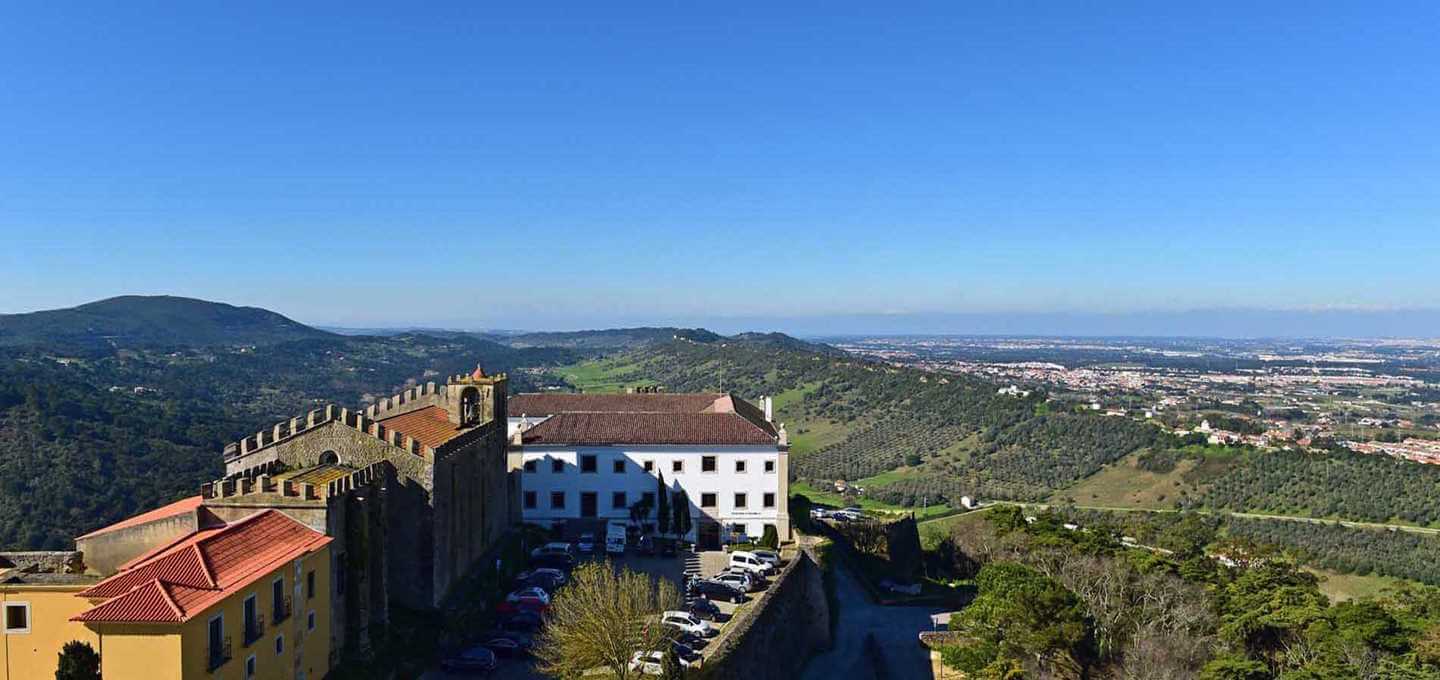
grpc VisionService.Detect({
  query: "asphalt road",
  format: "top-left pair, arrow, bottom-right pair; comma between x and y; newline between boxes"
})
797,562 -> 946,680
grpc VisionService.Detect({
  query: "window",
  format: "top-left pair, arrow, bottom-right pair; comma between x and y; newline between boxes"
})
243,594 -> 261,645
524,460 -> 537,473
551,459 -> 564,473
735,460 -> 747,473
307,570 -> 316,599
245,654 -> 256,679
701,456 -> 717,473
308,610 -> 317,631
613,491 -> 627,509
275,634 -> 284,655
581,454 -> 597,473
643,460 -> 654,472
764,460 -> 775,473
319,450 -> 340,466
524,491 -> 537,509
551,491 -> 566,509
734,493 -> 748,509
3,602 -> 29,634
672,460 -> 683,473
613,459 -> 626,473
701,493 -> 717,508
641,492 -> 655,507
763,492 -> 776,508
272,577 -> 288,622
208,614 -> 228,671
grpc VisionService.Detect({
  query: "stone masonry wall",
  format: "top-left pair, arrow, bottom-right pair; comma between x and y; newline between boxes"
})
697,547 -> 832,680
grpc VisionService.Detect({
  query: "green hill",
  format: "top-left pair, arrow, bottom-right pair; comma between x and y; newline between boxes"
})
0,295 -> 336,351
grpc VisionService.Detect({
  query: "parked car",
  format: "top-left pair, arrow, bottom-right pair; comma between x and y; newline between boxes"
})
517,567 -> 568,585
661,610 -> 715,638
499,610 -> 544,632
685,598 -> 722,621
507,586 -> 552,606
671,639 -> 703,665
480,631 -> 533,656
530,542 -> 575,560
713,571 -> 757,593
496,597 -> 549,616
630,650 -> 693,675
637,535 -> 656,556
441,645 -> 498,674
688,578 -> 745,603
809,508 -> 830,520
517,572 -> 564,594
729,551 -> 775,576
751,549 -> 782,568
577,532 -> 597,554
659,538 -> 677,558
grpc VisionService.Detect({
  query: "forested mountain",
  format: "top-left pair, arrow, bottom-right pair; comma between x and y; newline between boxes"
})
0,329 -> 577,549
0,296 -> 335,351
495,327 -> 724,350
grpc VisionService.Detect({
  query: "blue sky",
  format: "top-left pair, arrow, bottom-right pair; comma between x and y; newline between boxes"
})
2,1 -> 1438,332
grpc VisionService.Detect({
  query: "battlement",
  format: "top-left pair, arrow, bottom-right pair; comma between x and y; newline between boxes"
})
224,403 -> 439,464
203,461 -> 392,502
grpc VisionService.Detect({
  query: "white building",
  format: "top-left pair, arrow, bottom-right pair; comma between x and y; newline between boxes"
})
507,392 -> 790,548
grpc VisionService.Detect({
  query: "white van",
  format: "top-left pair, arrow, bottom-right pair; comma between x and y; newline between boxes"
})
606,522 -> 627,555
729,550 -> 773,576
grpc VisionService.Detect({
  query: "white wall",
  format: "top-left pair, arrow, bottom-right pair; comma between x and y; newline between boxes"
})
516,445 -> 785,541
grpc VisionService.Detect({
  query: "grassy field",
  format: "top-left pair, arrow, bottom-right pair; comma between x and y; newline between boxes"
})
787,417 -> 852,457
1051,449 -> 1197,509
791,481 -> 953,519
549,357 -> 652,393
1307,568 -> 1406,602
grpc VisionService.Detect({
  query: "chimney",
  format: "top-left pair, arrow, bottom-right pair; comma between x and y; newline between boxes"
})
764,396 -> 773,422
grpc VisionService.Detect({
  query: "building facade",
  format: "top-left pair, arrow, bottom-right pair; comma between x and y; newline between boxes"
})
508,393 -> 791,548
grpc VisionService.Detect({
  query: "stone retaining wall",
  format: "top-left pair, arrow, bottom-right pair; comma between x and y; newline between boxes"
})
696,545 -> 832,680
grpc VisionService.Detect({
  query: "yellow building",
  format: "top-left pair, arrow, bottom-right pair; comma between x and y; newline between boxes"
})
70,509 -> 332,680
1,579 -> 101,680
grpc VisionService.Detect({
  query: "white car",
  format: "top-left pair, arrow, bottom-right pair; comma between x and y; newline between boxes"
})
661,611 -> 715,638
530,542 -> 575,559
729,551 -> 774,576
577,532 -> 597,554
751,549 -> 781,568
506,586 -> 552,605
629,650 -> 693,675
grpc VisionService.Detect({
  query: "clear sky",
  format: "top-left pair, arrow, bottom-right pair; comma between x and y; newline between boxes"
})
2,1 -> 1438,332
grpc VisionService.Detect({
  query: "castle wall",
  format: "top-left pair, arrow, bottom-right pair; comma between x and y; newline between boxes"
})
227,421 -> 434,491
74,512 -> 202,576
430,427 -> 510,603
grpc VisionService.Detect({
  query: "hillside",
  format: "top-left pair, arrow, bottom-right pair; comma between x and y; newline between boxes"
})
497,327 -> 724,350
550,339 -> 1164,505
0,296 -> 336,351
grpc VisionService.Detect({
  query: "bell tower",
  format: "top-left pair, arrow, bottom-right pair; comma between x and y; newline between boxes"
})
445,364 -> 508,427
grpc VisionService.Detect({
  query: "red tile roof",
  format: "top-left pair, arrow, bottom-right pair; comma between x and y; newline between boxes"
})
512,392 -> 779,446
379,405 -> 464,448
521,412 -> 778,446
73,510 -> 330,624
75,495 -> 203,540
510,393 -> 726,416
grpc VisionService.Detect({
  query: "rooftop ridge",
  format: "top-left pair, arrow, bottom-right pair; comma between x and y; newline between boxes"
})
224,402 -> 439,465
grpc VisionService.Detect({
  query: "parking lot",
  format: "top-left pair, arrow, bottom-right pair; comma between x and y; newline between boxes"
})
422,537 -> 776,678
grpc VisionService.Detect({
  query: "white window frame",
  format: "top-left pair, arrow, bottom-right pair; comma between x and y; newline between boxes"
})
2,601 -> 31,634
734,492 -> 747,509
701,455 -> 717,473
245,653 -> 257,679
764,459 -> 776,473
735,460 -> 746,473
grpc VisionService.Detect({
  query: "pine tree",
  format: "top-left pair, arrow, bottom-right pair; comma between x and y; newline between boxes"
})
55,640 -> 101,680
657,472 -> 671,536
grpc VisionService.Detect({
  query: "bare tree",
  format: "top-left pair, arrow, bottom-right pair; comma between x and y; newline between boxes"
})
534,561 -> 682,680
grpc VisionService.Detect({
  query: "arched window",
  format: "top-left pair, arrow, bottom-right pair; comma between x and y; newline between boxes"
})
459,387 -> 481,426
319,450 -> 340,466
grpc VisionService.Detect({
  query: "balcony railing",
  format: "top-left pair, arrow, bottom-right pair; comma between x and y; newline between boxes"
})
273,595 -> 292,624
206,636 -> 232,672
243,613 -> 265,646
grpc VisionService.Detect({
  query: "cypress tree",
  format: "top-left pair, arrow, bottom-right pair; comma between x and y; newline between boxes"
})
657,472 -> 671,536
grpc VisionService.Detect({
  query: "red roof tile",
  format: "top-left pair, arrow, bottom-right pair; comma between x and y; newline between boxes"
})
75,495 -> 202,540
520,412 -> 778,446
73,510 -> 330,624
510,393 -> 728,416
380,405 -> 463,448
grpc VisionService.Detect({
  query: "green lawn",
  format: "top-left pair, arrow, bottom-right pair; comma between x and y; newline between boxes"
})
1051,449 -> 1196,509
549,357 -> 652,393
